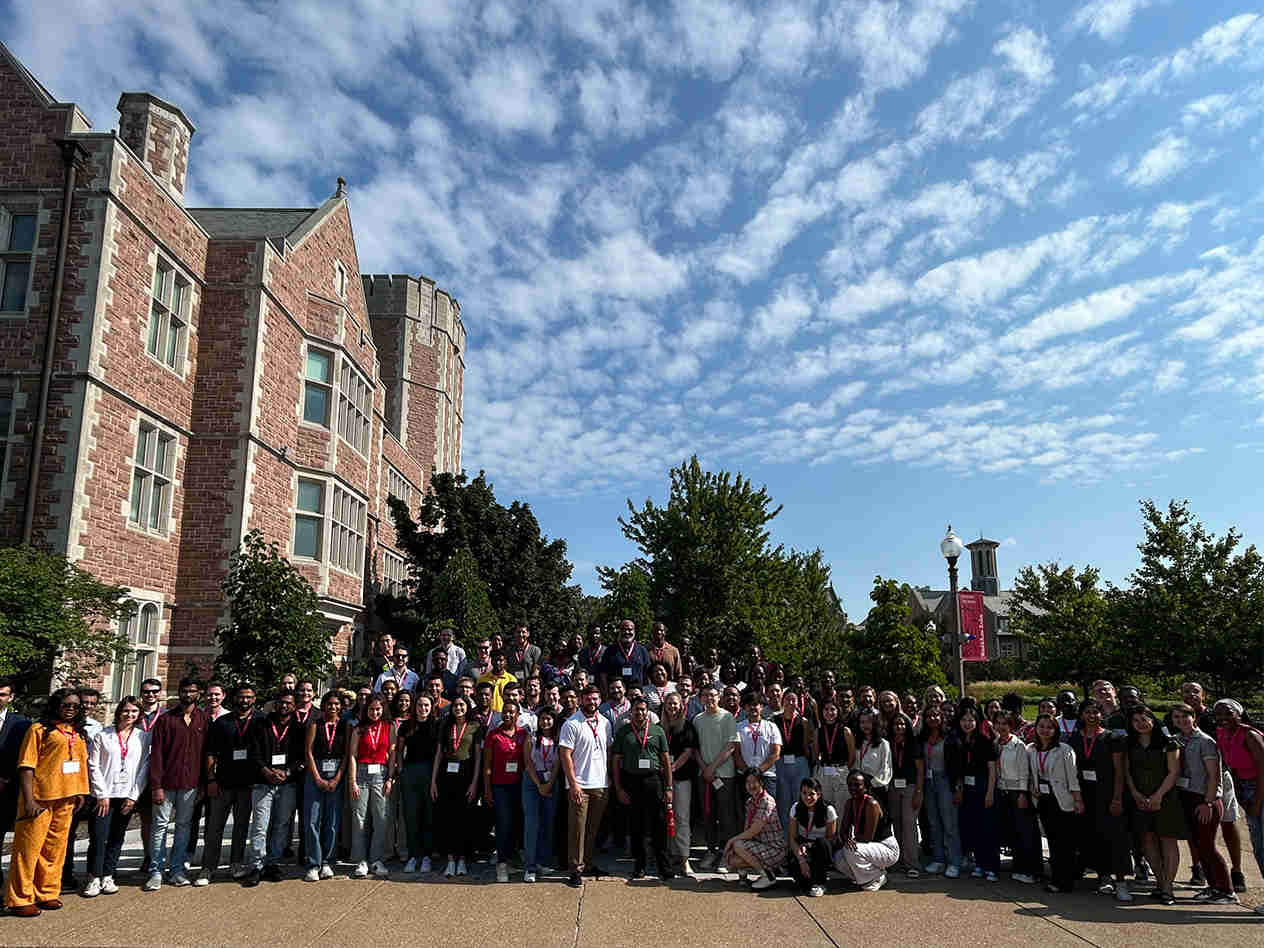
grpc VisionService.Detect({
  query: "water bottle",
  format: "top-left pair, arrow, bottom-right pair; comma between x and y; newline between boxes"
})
666,802 -> 676,838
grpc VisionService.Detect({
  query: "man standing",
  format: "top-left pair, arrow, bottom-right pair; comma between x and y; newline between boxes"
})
694,683 -> 739,871
205,682 -> 229,721
578,625 -> 606,680
459,640 -> 493,684
646,623 -> 683,680
507,624 -> 542,681
599,620 -> 651,692
734,691 -> 781,797
1057,691 -> 1080,737
374,647 -> 419,694
135,677 -> 165,873
369,634 -> 395,678
145,679 -> 209,890
425,625 -> 466,675
198,683 -> 259,885
63,688 -> 103,892
478,651 -> 517,712
559,685 -> 612,887
243,690 -> 305,886
427,650 -> 458,698
612,696 -> 674,879
0,680 -> 31,890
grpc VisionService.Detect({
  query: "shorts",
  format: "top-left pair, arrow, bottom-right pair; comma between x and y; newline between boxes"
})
1220,772 -> 1240,823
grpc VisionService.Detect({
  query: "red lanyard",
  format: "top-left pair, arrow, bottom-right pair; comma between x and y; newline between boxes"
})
586,715 -> 601,742
141,709 -> 159,732
56,725 -> 76,760
621,642 -> 635,662
365,721 -> 385,755
540,738 -> 555,769
748,722 -> 762,759
393,668 -> 407,687
860,738 -> 871,761
637,723 -> 651,751
450,720 -> 468,753
272,721 -> 290,750
1082,729 -> 1099,762
822,723 -> 840,760
745,789 -> 764,828
234,715 -> 251,743
847,795 -> 870,839
295,707 -> 311,724
1037,748 -> 1052,776
893,740 -> 904,772
782,711 -> 798,744
324,721 -> 337,750
117,728 -> 131,761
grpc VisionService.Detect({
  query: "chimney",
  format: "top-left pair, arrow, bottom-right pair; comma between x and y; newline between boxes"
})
117,93 -> 196,204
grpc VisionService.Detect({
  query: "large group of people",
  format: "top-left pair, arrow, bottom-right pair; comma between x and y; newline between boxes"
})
1,620 -> 1261,921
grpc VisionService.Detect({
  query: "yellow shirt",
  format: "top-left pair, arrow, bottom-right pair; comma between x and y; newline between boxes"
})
477,671 -> 517,712
19,723 -> 90,802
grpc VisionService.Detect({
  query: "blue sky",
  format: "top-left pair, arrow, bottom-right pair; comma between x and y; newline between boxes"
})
10,0 -> 1264,618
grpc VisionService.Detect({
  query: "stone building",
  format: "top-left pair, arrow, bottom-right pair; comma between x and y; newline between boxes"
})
0,43 -> 464,697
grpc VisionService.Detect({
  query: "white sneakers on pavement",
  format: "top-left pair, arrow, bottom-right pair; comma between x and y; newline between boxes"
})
303,868 -> 320,882
82,877 -> 101,897
371,861 -> 389,878
100,876 -> 118,895
352,861 -> 369,878
319,864 -> 335,880
751,871 -> 777,890
142,872 -> 162,892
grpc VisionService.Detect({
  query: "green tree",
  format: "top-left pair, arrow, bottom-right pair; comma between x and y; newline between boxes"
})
389,471 -> 582,647
850,578 -> 946,694
431,547 -> 498,644
0,546 -> 131,692
214,530 -> 333,688
595,563 -> 654,636
1008,563 -> 1127,691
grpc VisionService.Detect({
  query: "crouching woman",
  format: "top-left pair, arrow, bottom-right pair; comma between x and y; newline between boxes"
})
833,771 -> 899,891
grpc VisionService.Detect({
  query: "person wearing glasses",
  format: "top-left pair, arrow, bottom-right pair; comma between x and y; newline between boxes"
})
459,640 -> 494,684
374,647 -> 419,695
134,678 -> 165,874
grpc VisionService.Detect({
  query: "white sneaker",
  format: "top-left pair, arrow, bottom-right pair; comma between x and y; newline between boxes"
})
142,872 -> 162,892
456,859 -> 468,876
193,872 -> 211,887
404,857 -> 417,873
303,867 -> 320,882
420,856 -> 432,873
372,861 -> 389,878
82,877 -> 102,897
444,859 -> 456,878
169,872 -> 191,887
751,870 -> 777,890
862,872 -> 887,891
1013,873 -> 1036,885
496,862 -> 509,883
101,876 -> 118,895
683,859 -> 696,878
808,884 -> 825,897
352,861 -> 369,878
925,862 -> 945,874
319,864 -> 334,879
524,870 -> 536,883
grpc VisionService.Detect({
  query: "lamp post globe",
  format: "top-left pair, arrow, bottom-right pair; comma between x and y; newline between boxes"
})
940,525 -> 966,698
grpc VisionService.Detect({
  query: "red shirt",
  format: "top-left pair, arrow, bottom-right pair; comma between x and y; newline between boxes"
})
356,721 -> 390,765
485,727 -> 527,785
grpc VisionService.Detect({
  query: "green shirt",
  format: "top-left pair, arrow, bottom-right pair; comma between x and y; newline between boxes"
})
694,710 -> 739,778
613,721 -> 669,775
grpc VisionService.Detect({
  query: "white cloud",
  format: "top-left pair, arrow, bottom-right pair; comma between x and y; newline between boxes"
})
826,269 -> 908,323
1120,133 -> 1192,187
1068,0 -> 1161,41
970,149 -> 1064,206
1153,359 -> 1186,391
673,169 -> 733,227
994,26 -> 1054,85
831,0 -> 972,93
459,46 -> 561,138
575,65 -> 667,139
750,278 -> 818,346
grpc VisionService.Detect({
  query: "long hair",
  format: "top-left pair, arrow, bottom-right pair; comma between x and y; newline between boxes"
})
357,693 -> 386,729
534,706 -> 558,747
1031,712 -> 1062,749
41,688 -> 86,736
113,697 -> 141,729
793,777 -> 830,829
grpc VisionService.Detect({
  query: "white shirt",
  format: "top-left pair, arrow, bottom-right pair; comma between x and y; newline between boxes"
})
426,646 -> 467,676
854,737 -> 892,788
996,736 -> 1033,791
738,718 -> 782,775
83,717 -> 104,741
88,726 -> 150,801
559,711 -> 612,790
489,708 -> 538,735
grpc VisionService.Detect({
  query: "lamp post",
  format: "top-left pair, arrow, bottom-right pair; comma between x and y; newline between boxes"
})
940,525 -> 965,698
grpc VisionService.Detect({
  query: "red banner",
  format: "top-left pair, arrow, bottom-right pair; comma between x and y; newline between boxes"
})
957,590 -> 988,661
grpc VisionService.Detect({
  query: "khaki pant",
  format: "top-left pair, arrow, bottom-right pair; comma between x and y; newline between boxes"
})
888,783 -> 921,871
5,798 -> 75,908
568,787 -> 607,872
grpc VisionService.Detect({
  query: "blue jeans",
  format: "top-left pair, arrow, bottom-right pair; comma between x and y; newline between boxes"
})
492,783 -> 522,863
149,788 -> 197,875
248,783 -> 298,869
523,778 -> 558,871
776,756 -> 810,830
350,767 -> 388,865
1240,779 -> 1263,879
303,774 -> 342,869
924,771 -> 962,868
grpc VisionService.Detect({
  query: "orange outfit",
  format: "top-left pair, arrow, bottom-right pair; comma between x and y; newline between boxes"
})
4,724 -> 89,909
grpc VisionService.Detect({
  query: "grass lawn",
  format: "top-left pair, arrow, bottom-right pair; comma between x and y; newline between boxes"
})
965,679 -> 1182,723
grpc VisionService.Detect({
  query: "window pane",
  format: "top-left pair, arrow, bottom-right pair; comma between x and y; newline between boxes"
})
154,435 -> 169,475
135,427 -> 151,465
152,265 -> 171,303
147,305 -> 164,355
0,393 -> 11,432
138,604 -> 155,645
130,473 -> 146,522
112,658 -> 126,701
1,261 -> 29,311
141,650 -> 155,679
297,479 -> 323,513
164,319 -> 181,367
306,350 -> 331,383
294,515 -> 320,558
172,281 -> 186,315
149,480 -> 164,529
9,215 -> 36,252
303,383 -> 329,425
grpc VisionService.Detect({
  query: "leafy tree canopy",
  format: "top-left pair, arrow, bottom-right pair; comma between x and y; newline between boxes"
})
852,578 -> 946,694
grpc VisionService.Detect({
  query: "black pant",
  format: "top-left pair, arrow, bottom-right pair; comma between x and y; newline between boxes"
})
63,796 -> 99,881
623,771 -> 668,872
789,838 -> 831,889
436,770 -> 476,861
1076,784 -> 1130,879
91,799 -> 135,879
997,789 -> 1040,876
202,786 -> 253,872
1038,796 -> 1077,891
0,789 -> 16,884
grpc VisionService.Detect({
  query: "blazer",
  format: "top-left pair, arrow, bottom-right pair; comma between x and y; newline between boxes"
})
0,711 -> 33,795
1028,742 -> 1080,812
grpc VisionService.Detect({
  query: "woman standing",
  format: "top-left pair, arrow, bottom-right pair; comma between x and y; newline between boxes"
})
951,706 -> 999,881
84,697 -> 148,897
887,714 -> 924,877
919,706 -> 961,876
722,769 -> 783,890
814,699 -> 854,809
1029,713 -> 1084,892
1068,699 -> 1132,901
788,778 -> 837,897
853,708 -> 892,809
347,694 -> 392,878
522,706 -> 559,882
4,689 -> 90,916
484,698 -> 527,882
661,692 -> 699,875
833,771 -> 900,891
393,694 -> 438,876
303,691 -> 347,881
431,695 -> 482,877
1170,704 -> 1235,903
1125,706 -> 1186,904
993,712 -> 1038,885
775,690 -> 814,831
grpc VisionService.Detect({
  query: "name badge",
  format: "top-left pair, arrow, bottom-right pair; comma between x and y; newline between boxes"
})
320,759 -> 338,775
622,666 -> 633,677
964,775 -> 976,787
893,778 -> 907,789
270,753 -> 286,766
712,777 -> 723,790
232,748 -> 247,761
505,761 -> 518,773
447,761 -> 460,774
783,754 -> 797,763
62,760 -> 81,774
823,766 -> 839,777
1039,781 -> 1052,794
638,757 -> 651,769
1176,777 -> 1190,789
540,770 -> 551,783
365,763 -> 382,775
1082,769 -> 1097,782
